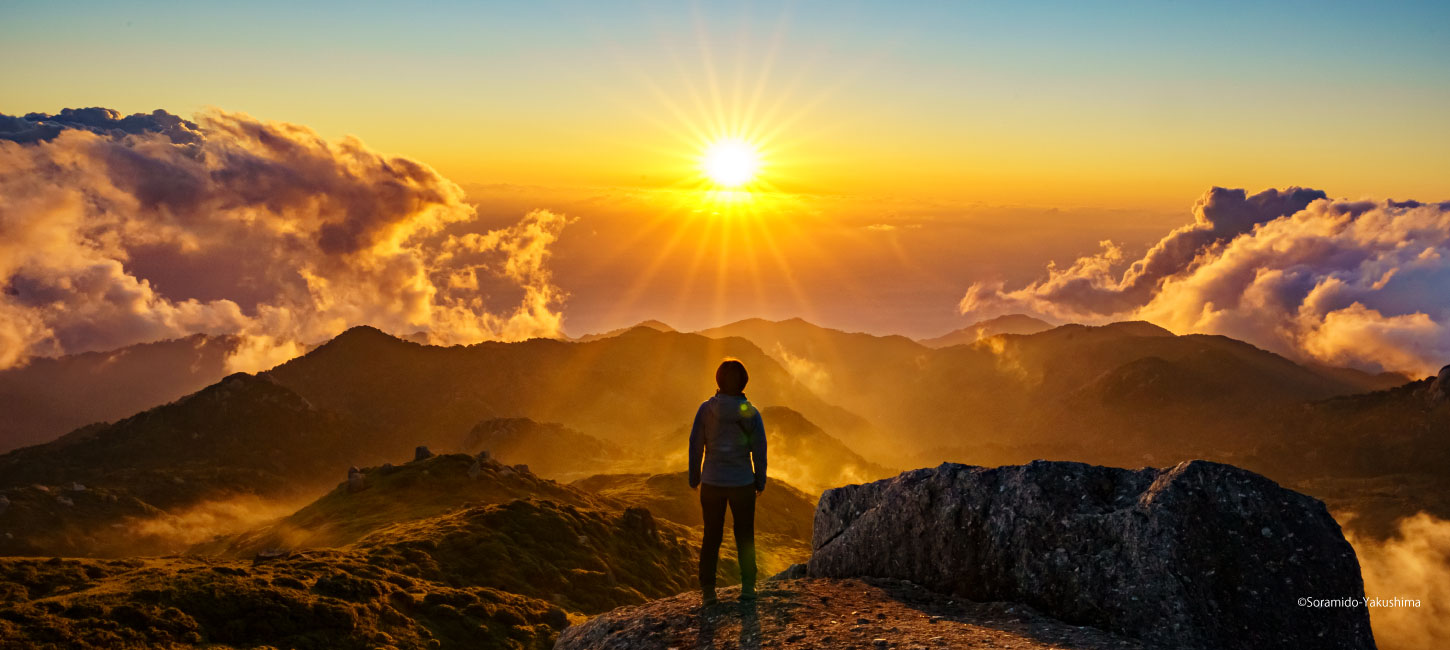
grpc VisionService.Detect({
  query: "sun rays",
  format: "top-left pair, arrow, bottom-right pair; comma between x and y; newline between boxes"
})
567,4 -> 895,339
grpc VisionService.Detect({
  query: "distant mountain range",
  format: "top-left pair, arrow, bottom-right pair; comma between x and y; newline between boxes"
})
570,319 -> 676,342
917,313 -> 1054,348
0,314 -> 1446,648
0,316 -> 1442,559
0,334 -> 244,454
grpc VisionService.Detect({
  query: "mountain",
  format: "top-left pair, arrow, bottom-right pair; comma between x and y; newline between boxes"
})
263,325 -> 869,453
461,418 -> 632,483
918,313 -> 1053,348
694,318 -> 929,457
3,319 -> 1433,559
693,318 -> 1394,469
0,372 -> 394,556
571,319 -> 676,342
0,447 -> 777,648
0,493 -> 700,649
0,325 -> 868,557
199,452 -> 611,557
0,334 -> 243,453
1259,367 -> 1450,537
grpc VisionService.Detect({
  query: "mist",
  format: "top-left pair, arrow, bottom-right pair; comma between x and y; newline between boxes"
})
1344,512 -> 1450,650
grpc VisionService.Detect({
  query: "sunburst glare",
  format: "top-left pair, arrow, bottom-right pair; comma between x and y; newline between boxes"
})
700,138 -> 761,188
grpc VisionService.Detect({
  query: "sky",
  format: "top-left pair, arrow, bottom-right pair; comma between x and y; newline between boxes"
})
2,1 -> 1450,370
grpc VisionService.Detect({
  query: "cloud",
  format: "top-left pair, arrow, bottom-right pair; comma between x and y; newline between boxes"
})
0,107 -> 202,145
962,187 -> 1450,376
0,108 -> 570,370
1344,512 -> 1450,650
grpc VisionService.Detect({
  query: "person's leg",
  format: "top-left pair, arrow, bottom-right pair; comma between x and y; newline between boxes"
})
727,485 -> 758,598
698,484 -> 727,604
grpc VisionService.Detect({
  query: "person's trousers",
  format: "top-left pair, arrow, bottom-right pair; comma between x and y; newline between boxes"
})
698,483 -> 756,589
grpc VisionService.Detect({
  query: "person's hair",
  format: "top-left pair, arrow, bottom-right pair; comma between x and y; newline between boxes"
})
716,359 -> 748,394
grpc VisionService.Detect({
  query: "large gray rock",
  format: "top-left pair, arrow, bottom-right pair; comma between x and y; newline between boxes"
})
808,460 -> 1374,650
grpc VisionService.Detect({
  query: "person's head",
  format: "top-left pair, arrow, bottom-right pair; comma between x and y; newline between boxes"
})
715,359 -> 748,395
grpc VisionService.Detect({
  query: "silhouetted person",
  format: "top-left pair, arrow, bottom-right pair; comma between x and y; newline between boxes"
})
689,359 -> 767,606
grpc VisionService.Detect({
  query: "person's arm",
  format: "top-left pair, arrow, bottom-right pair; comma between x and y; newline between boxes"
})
751,410 -> 767,492
688,403 -> 707,488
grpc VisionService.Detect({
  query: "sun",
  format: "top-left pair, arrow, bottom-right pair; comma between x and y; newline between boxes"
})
700,139 -> 761,188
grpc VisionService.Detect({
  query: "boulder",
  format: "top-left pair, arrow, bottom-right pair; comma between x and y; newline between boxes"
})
807,460 -> 1374,650
347,467 -> 365,493
768,563 -> 808,581
414,445 -> 433,462
1431,364 -> 1450,402
477,450 -> 492,461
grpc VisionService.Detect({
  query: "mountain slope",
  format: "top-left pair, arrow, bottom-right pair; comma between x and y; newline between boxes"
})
200,453 -> 610,557
0,372 -> 391,556
264,325 -> 868,452
0,334 -> 243,453
693,318 -> 1391,468
461,418 -> 632,482
572,319 -> 676,342
919,313 -> 1054,348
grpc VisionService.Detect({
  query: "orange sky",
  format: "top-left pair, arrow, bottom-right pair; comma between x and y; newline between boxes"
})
3,2 -> 1448,340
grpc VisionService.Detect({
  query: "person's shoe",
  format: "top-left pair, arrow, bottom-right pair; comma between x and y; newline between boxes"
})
738,583 -> 756,601
701,586 -> 718,606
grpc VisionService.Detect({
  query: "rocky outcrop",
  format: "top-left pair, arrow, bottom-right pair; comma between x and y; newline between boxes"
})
1431,364 -> 1450,402
807,460 -> 1374,650
346,466 -> 365,493
413,445 -> 433,461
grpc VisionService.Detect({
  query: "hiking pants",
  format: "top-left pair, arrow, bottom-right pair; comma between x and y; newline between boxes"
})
698,483 -> 756,588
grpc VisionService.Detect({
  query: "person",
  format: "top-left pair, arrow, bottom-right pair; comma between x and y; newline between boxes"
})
688,358 -> 767,606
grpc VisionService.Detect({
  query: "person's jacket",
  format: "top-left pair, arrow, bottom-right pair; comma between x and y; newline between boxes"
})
688,391 -> 767,491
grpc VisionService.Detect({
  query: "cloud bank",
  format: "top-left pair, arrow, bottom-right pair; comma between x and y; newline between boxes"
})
1345,512 -> 1450,650
962,187 -> 1450,376
0,108 -> 568,372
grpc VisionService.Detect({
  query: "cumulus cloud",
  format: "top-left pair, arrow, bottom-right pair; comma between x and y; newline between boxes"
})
0,108 -> 570,371
961,187 -> 1450,376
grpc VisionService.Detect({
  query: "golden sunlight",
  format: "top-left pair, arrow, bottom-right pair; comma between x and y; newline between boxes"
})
700,139 -> 761,188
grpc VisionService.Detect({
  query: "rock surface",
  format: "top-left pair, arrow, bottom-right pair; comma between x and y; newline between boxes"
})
346,466 -> 365,493
1431,364 -> 1450,402
808,460 -> 1374,650
555,577 -> 1144,650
